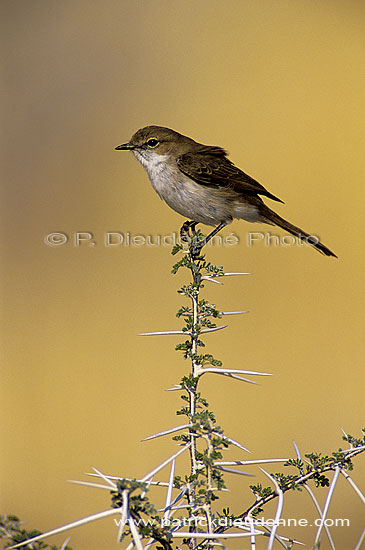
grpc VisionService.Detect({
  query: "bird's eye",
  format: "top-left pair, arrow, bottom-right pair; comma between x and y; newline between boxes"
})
146,138 -> 159,148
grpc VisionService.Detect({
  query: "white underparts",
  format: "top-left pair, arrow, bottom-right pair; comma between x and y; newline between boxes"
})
133,150 -> 264,226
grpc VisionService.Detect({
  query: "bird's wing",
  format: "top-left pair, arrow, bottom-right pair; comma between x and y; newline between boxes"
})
176,147 -> 283,203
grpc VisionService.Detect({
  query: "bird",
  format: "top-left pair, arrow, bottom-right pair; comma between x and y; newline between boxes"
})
115,125 -> 336,257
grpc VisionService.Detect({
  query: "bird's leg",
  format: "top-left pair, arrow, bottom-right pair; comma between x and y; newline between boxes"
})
204,222 -> 228,246
189,221 -> 227,258
180,220 -> 197,242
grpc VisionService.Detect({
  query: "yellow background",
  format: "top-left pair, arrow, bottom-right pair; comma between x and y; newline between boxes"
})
1,1 -> 364,549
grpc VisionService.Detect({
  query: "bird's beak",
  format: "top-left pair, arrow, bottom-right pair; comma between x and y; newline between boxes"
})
115,142 -> 135,150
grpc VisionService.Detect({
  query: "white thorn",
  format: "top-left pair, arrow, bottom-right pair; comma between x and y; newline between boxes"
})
222,272 -> 251,276
216,465 -> 254,476
337,444 -> 365,453
339,468 -> 365,505
116,490 -> 128,543
60,537 -> 71,550
292,440 -> 301,459
142,424 -> 191,441
199,367 -> 272,376
163,460 -> 175,521
68,479 -> 115,491
8,508 -> 123,549
219,372 -> 259,384
212,432 -> 251,453
170,531 -> 262,539
91,466 -> 117,489
313,466 -> 341,548
128,510 -> 144,550
302,483 -> 335,549
201,276 -> 223,284
214,459 -> 289,466
260,468 -> 284,550
141,444 -> 191,482
200,325 -> 228,333
354,528 -> 365,550
138,329 -> 186,336
220,310 -> 249,315
85,473 -> 171,487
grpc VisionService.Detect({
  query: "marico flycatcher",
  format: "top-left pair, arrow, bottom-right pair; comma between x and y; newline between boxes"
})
116,126 -> 336,257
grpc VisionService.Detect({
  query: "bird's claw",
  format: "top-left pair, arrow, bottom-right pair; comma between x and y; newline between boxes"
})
180,221 -> 192,243
179,221 -> 206,258
180,220 -> 198,243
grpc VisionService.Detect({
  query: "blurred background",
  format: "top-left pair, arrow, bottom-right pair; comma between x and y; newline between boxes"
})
1,1 -> 364,548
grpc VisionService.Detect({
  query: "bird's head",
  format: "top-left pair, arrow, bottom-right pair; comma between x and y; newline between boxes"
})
115,125 -> 197,164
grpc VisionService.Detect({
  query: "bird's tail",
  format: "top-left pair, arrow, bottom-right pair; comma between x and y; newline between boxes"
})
262,207 -> 337,258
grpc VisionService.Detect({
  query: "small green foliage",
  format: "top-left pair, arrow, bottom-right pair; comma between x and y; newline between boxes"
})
173,475 -> 182,488
197,394 -> 209,407
304,452 -> 330,470
194,353 -> 222,367
332,453 -> 354,470
111,478 -> 150,508
251,506 -> 264,517
219,508 -> 237,521
342,428 -> 365,448
199,299 -> 222,318
313,473 -> 330,488
171,256 -> 188,274
176,406 -> 190,416
271,472 -> 301,491
178,282 -> 201,298
200,318 -> 217,329
175,340 -> 190,353
180,375 -> 199,390
285,458 -> 304,471
171,243 -> 183,255
249,483 -> 274,499
199,259 -> 224,277
176,306 -> 191,318
172,434 -> 190,443
0,515 -> 73,550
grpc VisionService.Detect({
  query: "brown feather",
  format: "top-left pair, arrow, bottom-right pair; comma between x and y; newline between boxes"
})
176,146 -> 284,203
258,203 -> 337,257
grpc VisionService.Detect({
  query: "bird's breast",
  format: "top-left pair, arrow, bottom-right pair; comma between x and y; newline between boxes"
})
133,151 -> 234,225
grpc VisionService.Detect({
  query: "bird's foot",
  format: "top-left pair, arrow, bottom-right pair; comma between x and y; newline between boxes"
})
180,220 -> 197,243
179,220 -> 206,258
